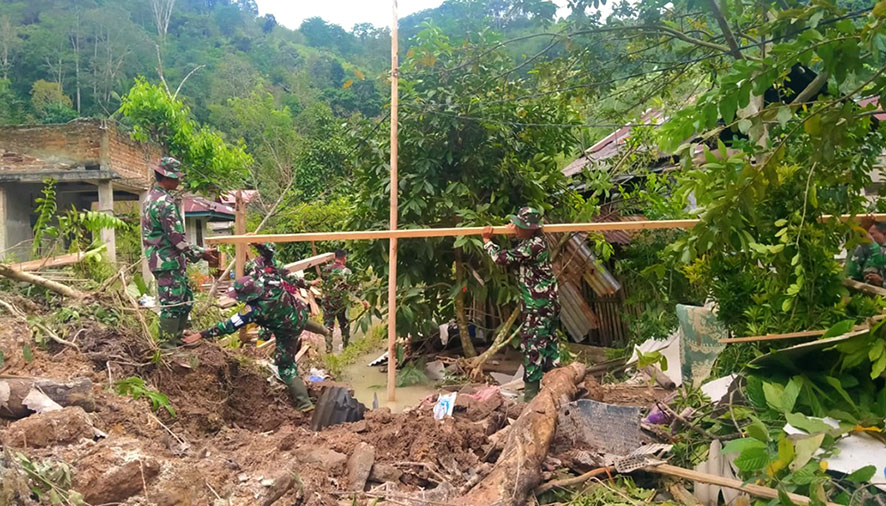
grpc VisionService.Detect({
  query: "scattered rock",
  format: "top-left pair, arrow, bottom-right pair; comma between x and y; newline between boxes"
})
347,442 -> 375,491
369,462 -> 403,483
238,473 -> 249,482
3,406 -> 94,448
260,478 -> 274,487
299,447 -> 347,470
77,453 -> 161,505
259,468 -> 296,506
348,419 -> 368,433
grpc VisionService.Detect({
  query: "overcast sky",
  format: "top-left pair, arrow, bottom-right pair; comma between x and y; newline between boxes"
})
255,0 -> 584,31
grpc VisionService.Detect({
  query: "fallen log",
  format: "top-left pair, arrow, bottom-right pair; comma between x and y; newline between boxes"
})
0,376 -> 95,419
468,307 -> 520,380
460,362 -> 586,506
0,264 -> 86,299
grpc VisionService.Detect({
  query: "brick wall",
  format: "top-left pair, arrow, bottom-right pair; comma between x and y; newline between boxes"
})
105,123 -> 162,189
0,121 -> 102,169
0,119 -> 161,192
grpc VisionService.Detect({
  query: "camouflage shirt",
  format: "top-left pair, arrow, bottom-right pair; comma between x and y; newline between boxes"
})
201,271 -> 310,339
320,262 -> 354,310
848,242 -> 886,286
485,235 -> 559,312
142,186 -> 204,272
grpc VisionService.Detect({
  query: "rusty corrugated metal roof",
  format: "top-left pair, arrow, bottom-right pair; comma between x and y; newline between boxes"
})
560,280 -> 599,342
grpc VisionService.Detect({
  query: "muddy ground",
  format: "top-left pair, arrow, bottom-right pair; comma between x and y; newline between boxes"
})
0,304 -> 664,506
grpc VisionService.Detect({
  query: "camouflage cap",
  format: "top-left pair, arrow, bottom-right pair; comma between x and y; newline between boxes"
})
509,206 -> 542,230
252,242 -> 275,257
153,156 -> 182,179
228,275 -> 263,302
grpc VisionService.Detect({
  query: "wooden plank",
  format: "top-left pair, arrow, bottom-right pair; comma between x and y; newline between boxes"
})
283,252 -> 334,273
647,464 -> 839,506
234,191 -> 246,278
8,252 -> 85,272
205,214 -> 886,246
719,329 -> 826,344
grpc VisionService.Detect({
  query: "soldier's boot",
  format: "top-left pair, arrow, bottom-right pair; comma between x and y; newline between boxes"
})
524,380 -> 540,402
286,377 -> 314,412
304,320 -> 333,353
341,326 -> 350,349
159,316 -> 183,348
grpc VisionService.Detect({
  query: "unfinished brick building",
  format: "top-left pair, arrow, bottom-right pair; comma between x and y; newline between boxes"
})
0,119 -> 162,262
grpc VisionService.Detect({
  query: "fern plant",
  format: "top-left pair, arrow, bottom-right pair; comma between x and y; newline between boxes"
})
113,376 -> 176,417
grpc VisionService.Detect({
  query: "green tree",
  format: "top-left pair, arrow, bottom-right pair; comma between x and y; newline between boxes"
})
119,77 -> 252,193
350,26 -> 595,351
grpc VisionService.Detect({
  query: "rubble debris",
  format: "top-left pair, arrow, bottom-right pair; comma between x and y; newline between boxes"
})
369,462 -> 403,483
347,442 -> 375,491
298,447 -> 348,471
74,446 -> 161,505
3,406 -> 94,448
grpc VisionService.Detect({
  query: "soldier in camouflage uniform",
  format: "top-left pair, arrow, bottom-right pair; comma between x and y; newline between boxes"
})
142,157 -> 217,346
183,271 -> 325,412
482,207 -> 560,401
847,222 -> 886,288
319,249 -> 368,353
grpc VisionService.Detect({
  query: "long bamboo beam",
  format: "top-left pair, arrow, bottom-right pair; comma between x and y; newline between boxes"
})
206,214 -> 886,245
387,0 -> 400,403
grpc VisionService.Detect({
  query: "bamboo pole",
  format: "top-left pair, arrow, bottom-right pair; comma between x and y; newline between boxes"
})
206,214 -> 886,246
387,0 -> 399,403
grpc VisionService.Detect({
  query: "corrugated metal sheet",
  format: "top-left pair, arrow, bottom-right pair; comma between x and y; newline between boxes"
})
560,280 -> 598,342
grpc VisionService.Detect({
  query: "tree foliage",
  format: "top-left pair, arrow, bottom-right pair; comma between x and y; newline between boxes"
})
119,77 -> 252,193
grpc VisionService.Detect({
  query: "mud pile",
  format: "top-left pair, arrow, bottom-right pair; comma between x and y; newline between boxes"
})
0,318 -> 516,505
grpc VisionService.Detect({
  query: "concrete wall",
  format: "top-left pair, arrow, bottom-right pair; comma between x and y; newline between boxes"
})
185,217 -> 209,248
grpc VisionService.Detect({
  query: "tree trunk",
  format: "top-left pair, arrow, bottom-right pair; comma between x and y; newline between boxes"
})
469,306 -> 519,379
461,362 -> 586,506
0,264 -> 86,299
454,248 -> 477,358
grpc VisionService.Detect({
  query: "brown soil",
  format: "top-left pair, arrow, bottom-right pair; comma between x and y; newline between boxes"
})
0,313 -> 518,505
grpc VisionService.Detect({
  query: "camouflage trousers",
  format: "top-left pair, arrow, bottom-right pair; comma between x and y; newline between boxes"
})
154,269 -> 193,319
323,306 -> 349,352
274,331 -> 301,384
521,306 -> 561,383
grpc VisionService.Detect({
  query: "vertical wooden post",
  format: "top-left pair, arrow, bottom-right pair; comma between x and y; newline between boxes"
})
234,190 -> 246,278
387,0 -> 399,403
97,181 -> 117,264
234,190 -> 247,343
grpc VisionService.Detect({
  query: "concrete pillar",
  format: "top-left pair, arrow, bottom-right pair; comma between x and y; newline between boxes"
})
97,181 -> 116,264
138,191 -> 153,286
0,185 -> 7,255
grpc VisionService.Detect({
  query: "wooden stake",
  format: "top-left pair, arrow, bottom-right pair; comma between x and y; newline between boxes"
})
387,0 -> 399,403
646,464 -> 839,506
204,214 -> 886,245
234,190 -> 247,344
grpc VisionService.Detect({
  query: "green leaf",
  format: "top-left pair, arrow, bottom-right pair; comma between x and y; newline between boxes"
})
791,433 -> 825,471
22,343 -> 33,363
721,438 -> 766,454
846,465 -> 876,483
747,418 -> 770,442
734,446 -> 770,472
763,381 -> 786,412
777,487 -> 794,506
785,412 -> 835,435
823,320 -> 855,339
783,377 -> 802,413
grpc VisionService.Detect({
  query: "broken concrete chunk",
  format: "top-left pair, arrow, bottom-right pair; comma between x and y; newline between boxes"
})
3,406 -> 94,448
347,442 -> 375,491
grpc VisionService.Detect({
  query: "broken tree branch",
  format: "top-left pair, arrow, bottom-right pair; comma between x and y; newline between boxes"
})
0,264 -> 86,299
468,307 -> 520,380
0,297 -> 80,351
535,466 -> 615,495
